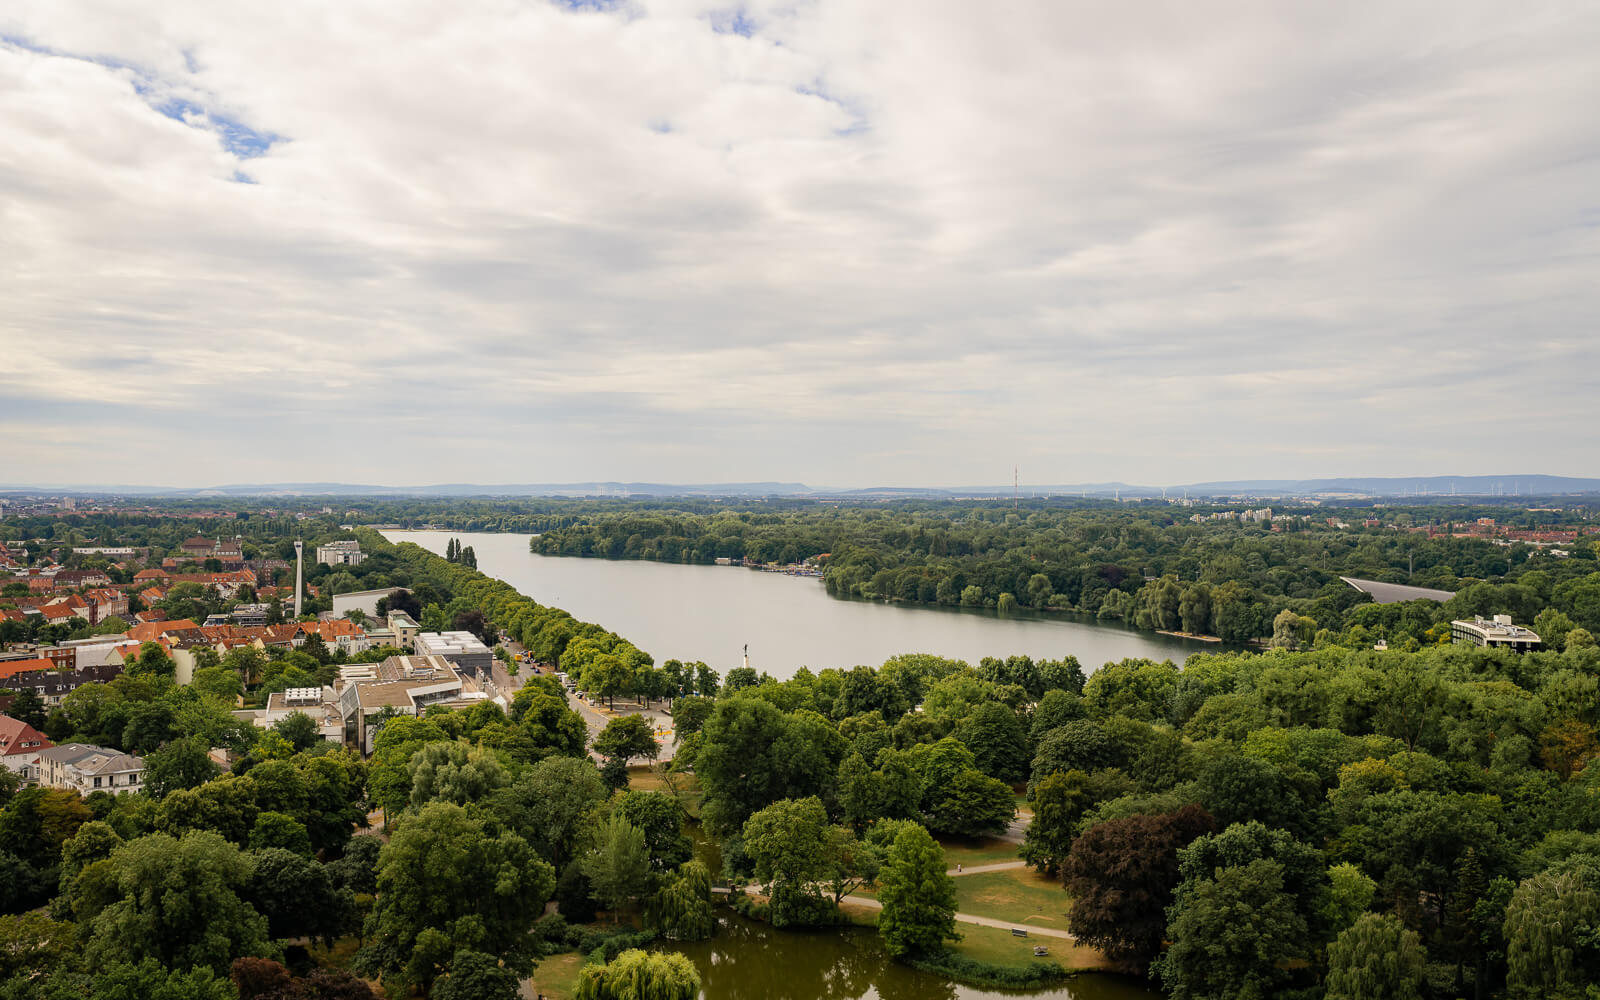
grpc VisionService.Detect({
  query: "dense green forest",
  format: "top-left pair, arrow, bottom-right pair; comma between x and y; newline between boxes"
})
3,512 -> 1599,999
511,498 -> 1600,647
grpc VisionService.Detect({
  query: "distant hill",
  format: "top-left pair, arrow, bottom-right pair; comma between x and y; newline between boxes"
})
2,474 -> 1596,499
1173,475 -> 1600,497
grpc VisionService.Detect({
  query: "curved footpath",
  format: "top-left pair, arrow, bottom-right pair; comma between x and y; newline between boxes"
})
840,892 -> 1077,941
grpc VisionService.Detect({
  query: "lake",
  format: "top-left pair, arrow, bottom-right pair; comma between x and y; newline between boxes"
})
665,914 -> 1159,1000
382,530 -> 1220,679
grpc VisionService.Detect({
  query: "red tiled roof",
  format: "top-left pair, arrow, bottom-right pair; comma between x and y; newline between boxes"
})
125,619 -> 199,644
0,714 -> 52,758
301,620 -> 365,640
0,659 -> 56,681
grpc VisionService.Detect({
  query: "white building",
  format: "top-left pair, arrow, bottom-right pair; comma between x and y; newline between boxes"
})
316,540 -> 366,567
387,611 -> 420,650
1451,615 -> 1542,652
331,587 -> 402,619
336,655 -> 500,753
250,686 -> 344,743
415,630 -> 493,678
36,743 -> 145,795
0,715 -> 52,780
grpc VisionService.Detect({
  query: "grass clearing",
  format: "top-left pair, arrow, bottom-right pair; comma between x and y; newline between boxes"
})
525,952 -> 584,1000
949,924 -> 1109,972
938,836 -> 1021,869
305,936 -> 362,969
951,867 -> 1071,928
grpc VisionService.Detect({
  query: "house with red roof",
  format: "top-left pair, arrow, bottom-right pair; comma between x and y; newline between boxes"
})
0,714 -> 52,780
125,619 -> 199,645
35,603 -> 88,627
300,618 -> 370,655
0,658 -> 57,684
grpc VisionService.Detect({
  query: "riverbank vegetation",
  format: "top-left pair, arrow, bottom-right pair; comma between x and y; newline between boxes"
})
508,497 -> 1599,648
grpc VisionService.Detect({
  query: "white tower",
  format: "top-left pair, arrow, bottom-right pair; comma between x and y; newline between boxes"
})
293,540 -> 304,619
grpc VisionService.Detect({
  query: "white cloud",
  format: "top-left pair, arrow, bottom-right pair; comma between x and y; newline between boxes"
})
0,1 -> 1596,487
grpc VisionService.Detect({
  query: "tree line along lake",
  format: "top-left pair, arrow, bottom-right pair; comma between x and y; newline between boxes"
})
383,531 -> 1223,678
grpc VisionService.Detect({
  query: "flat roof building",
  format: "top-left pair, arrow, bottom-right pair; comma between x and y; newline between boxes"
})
336,654 -> 499,753
331,587 -> 402,619
1451,615 -> 1541,652
248,686 -> 345,743
1342,577 -> 1458,605
415,630 -> 493,679
316,540 -> 366,567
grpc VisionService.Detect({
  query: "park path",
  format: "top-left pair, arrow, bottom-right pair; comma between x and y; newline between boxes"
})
839,893 -> 1076,940
948,860 -> 1026,876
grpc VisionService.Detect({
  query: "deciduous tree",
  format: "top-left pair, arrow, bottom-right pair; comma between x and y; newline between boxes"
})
1062,804 -> 1215,971
1324,912 -> 1427,1000
877,823 -> 957,957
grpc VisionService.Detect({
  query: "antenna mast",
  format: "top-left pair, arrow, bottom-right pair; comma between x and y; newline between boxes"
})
1014,467 -> 1019,510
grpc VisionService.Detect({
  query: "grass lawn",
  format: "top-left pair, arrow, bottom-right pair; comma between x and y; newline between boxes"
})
839,900 -> 881,927
306,936 -> 362,969
949,923 -> 1109,972
626,766 -> 704,811
525,952 -> 584,1000
951,867 -> 1071,929
937,836 -> 1021,869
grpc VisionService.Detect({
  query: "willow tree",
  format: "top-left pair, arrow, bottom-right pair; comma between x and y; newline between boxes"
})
573,949 -> 700,1000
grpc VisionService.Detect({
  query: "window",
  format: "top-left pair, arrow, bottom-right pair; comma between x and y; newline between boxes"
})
130,773 -> 139,784
93,777 -> 102,788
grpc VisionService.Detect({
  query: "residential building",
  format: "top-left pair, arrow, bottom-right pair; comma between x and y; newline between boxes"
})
414,630 -> 493,679
1451,615 -> 1542,652
0,658 -> 57,685
36,743 -> 145,795
299,619 -> 370,655
125,619 -> 201,645
387,611 -> 419,650
82,588 -> 129,622
316,540 -> 366,567
230,603 -> 271,627
0,714 -> 52,780
180,536 -> 243,561
0,662 -> 123,707
51,569 -> 113,589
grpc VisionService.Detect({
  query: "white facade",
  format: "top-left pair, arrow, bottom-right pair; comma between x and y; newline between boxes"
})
316,540 -> 366,566
36,743 -> 145,795
415,631 -> 493,677
331,587 -> 402,619
1451,615 -> 1542,652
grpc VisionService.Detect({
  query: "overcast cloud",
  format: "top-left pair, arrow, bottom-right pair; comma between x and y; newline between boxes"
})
1,1 -> 1596,488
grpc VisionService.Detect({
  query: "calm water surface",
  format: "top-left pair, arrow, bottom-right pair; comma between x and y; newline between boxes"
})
384,531 -> 1217,679
667,915 -> 1158,1000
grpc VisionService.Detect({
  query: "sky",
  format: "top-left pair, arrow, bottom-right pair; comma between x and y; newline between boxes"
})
1,2 -> 1597,489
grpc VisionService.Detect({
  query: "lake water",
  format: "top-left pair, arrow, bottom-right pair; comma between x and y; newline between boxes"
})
668,914 -> 1158,1000
383,530 -> 1218,679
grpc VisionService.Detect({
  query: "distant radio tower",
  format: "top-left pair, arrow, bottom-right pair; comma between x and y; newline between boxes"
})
293,539 -> 304,618
1014,467 -> 1019,510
